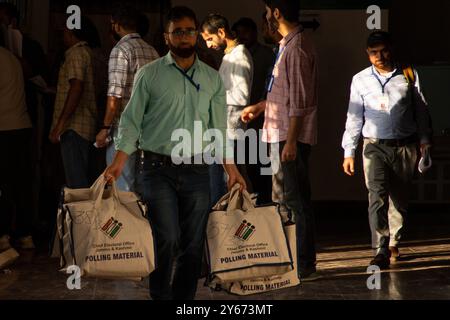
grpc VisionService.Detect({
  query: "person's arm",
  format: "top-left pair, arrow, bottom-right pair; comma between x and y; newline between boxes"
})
223,163 -> 247,191
225,52 -> 253,107
96,96 -> 122,147
96,48 -> 129,147
55,79 -> 84,126
282,117 -> 302,162
241,100 -> 266,123
342,77 -> 365,176
209,74 -> 247,191
282,47 -> 316,162
412,69 -> 433,154
116,67 -> 151,156
49,52 -> 87,144
104,66 -> 151,181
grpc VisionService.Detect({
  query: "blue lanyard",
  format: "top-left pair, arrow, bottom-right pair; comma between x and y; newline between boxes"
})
372,68 -> 396,94
273,46 -> 286,70
267,46 -> 286,93
173,64 -> 200,92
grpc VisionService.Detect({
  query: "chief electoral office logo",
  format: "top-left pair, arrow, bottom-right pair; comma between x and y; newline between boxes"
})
234,220 -> 256,241
101,217 -> 123,239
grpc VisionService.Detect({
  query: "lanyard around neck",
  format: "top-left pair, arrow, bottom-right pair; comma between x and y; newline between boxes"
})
172,64 -> 200,92
274,46 -> 286,69
372,68 -> 396,94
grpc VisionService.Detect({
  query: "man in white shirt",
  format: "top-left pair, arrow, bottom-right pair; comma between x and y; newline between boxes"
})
201,14 -> 254,204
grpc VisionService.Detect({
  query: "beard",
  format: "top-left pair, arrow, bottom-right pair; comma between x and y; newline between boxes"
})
168,42 -> 197,58
217,41 -> 227,52
112,30 -> 121,42
267,15 -> 279,35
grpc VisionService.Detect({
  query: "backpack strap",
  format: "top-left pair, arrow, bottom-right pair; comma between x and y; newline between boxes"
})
402,66 -> 415,85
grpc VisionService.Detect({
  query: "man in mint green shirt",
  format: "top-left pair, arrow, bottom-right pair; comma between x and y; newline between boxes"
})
105,6 -> 246,300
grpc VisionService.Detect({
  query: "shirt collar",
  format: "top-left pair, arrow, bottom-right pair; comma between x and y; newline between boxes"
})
371,65 -> 398,78
279,25 -> 303,48
163,52 -> 200,71
117,33 -> 141,46
66,41 -> 88,56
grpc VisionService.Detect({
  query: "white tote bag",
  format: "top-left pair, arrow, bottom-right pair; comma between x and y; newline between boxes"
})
54,176 -> 155,279
206,185 -> 293,284
226,224 -> 300,295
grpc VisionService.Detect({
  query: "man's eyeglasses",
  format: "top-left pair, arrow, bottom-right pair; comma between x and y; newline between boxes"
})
168,29 -> 198,38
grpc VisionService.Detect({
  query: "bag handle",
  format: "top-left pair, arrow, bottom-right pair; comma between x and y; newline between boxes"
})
212,184 -> 255,215
402,66 -> 415,86
90,175 -> 120,210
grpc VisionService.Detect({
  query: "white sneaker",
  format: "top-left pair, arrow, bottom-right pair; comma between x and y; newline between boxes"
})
0,235 -> 12,251
18,236 -> 36,250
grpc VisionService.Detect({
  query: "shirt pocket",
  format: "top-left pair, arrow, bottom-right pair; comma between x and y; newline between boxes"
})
196,90 -> 211,116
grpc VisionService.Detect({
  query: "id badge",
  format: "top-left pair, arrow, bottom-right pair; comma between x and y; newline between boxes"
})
378,95 -> 389,111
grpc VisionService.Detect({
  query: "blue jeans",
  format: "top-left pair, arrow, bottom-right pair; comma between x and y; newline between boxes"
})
137,157 -> 211,300
209,164 -> 227,208
60,130 -> 91,189
106,128 -> 137,192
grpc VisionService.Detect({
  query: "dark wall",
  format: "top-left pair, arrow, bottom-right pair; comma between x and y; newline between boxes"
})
389,0 -> 450,65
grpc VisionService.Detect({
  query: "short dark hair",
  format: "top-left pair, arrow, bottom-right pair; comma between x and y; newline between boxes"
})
111,4 -> 139,31
367,31 -> 393,48
137,13 -> 150,38
72,16 -> 101,48
232,17 -> 258,34
201,14 -> 233,36
263,0 -> 300,23
165,6 -> 198,31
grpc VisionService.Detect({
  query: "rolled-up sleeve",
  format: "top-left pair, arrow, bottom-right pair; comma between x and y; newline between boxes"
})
287,47 -> 317,118
107,47 -> 129,99
115,68 -> 150,155
342,78 -> 365,158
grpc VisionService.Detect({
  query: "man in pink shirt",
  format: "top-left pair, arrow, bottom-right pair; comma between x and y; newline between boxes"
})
242,0 -> 319,281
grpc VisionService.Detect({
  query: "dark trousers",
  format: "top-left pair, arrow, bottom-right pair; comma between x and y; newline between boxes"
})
137,156 -> 210,300
247,118 -> 272,205
60,130 -> 91,189
271,141 -> 316,275
209,163 -> 227,208
363,140 -> 417,257
0,128 -> 33,238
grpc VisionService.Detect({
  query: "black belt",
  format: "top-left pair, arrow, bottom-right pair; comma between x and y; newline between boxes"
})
364,135 -> 417,147
140,150 -> 207,167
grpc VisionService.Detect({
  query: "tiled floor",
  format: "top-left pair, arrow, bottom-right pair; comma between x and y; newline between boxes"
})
1,209 -> 450,300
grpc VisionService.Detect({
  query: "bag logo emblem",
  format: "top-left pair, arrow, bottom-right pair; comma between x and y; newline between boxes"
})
101,217 -> 123,239
234,220 -> 256,241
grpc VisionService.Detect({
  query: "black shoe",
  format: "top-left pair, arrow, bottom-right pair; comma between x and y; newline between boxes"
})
369,254 -> 390,269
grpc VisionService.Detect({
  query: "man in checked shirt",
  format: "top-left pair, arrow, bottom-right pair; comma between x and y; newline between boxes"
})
342,31 -> 432,269
242,0 -> 319,281
96,5 -> 159,192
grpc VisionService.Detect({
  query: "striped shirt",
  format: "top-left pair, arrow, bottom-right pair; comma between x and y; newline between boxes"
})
107,33 -> 159,122
342,66 -> 432,158
263,26 -> 319,145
